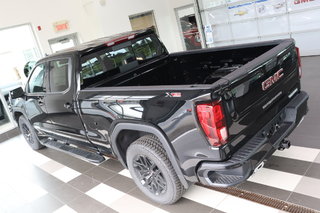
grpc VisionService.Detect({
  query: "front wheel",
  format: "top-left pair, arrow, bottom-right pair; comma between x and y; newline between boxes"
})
18,116 -> 44,150
126,135 -> 185,204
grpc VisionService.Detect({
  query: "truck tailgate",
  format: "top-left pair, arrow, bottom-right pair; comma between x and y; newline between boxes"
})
223,39 -> 301,144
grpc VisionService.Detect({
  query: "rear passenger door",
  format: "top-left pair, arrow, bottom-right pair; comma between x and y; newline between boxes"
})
44,57 -> 87,143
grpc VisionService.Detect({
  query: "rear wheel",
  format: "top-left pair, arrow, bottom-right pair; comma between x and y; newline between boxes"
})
18,116 -> 44,150
126,135 -> 185,204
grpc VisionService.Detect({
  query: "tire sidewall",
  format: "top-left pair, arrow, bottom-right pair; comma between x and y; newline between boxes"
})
18,116 -> 43,150
127,142 -> 177,204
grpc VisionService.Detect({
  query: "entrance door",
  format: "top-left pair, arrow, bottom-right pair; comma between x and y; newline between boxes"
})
48,33 -> 79,53
176,5 -> 202,51
0,24 -> 41,87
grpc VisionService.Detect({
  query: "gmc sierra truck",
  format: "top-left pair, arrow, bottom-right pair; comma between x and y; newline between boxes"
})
10,29 -> 308,204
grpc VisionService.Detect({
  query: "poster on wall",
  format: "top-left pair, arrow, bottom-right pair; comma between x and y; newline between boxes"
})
204,25 -> 214,44
255,0 -> 286,16
228,2 -> 256,21
287,0 -> 320,11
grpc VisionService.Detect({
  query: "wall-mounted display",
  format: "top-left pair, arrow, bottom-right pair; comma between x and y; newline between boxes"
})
255,0 -> 286,16
288,0 -> 320,11
228,2 -> 256,21
197,0 -> 320,55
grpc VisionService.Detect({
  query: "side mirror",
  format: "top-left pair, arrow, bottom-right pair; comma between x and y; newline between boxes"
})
10,87 -> 25,99
23,61 -> 36,77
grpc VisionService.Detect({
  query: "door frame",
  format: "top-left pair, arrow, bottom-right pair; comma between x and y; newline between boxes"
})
129,10 -> 159,35
0,23 -> 43,58
48,33 -> 80,53
174,4 -> 204,51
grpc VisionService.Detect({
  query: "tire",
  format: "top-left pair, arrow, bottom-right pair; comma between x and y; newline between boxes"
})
126,135 -> 185,204
18,116 -> 44,150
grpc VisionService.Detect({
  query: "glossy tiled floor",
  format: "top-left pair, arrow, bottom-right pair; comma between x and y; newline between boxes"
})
0,135 -> 320,213
0,56 -> 320,213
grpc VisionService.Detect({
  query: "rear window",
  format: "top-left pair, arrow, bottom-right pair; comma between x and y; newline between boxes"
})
80,35 -> 165,89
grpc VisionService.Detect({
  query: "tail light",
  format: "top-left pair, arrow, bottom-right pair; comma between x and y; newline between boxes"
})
296,47 -> 302,78
196,102 -> 228,147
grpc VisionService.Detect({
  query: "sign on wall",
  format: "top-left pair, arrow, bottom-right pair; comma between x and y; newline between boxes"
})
53,20 -> 69,32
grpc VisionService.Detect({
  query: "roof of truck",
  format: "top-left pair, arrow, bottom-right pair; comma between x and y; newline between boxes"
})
43,28 -> 154,59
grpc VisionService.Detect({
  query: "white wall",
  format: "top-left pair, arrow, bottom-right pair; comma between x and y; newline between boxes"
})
81,0 -> 194,52
0,0 -> 195,55
0,0 -> 103,55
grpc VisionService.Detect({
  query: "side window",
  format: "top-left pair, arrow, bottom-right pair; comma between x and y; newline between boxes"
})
49,59 -> 69,92
28,64 -> 46,93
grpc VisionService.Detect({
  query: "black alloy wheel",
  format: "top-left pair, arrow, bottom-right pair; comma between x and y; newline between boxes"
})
126,135 -> 185,204
18,116 -> 44,150
133,154 -> 167,196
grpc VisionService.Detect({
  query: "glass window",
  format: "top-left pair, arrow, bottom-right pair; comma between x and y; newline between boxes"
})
103,47 -> 135,68
132,37 -> 163,60
28,64 -> 46,93
49,59 -> 69,92
80,35 -> 165,89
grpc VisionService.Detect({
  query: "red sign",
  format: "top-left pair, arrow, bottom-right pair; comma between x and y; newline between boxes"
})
53,21 -> 69,32
294,0 -> 314,5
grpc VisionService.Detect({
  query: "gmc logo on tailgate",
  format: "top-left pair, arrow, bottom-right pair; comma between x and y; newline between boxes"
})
262,68 -> 284,91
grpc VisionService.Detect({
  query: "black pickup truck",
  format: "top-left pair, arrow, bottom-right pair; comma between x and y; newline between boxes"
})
10,29 -> 308,204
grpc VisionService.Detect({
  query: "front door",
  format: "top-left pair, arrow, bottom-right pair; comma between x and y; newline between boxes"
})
44,57 -> 87,144
24,63 -> 51,132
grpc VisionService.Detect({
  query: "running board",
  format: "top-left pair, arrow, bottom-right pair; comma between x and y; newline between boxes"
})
42,139 -> 105,164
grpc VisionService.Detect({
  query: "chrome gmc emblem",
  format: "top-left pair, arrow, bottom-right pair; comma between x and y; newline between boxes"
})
262,68 -> 284,91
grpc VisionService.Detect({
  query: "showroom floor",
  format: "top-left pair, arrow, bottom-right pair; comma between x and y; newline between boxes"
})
0,56 -> 319,213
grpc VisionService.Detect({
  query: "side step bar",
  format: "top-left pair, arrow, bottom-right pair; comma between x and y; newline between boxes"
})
41,139 -> 105,164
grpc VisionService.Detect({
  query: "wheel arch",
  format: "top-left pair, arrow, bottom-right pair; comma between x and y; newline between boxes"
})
110,122 -> 189,189
13,111 -> 24,123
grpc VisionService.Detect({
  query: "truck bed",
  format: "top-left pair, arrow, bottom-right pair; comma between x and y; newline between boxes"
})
89,42 -> 277,87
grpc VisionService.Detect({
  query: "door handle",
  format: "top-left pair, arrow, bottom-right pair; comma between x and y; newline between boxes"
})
64,102 -> 72,109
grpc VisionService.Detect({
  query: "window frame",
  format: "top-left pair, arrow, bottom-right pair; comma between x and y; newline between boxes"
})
25,62 -> 48,95
47,57 -> 72,95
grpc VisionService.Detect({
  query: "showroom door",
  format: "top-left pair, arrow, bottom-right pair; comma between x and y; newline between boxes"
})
196,0 -> 320,56
175,5 -> 203,51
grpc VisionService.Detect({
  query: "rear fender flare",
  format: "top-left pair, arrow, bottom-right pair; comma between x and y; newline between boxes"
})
110,122 -> 189,189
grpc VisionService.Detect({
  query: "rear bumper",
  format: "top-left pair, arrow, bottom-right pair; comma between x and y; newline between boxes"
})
197,91 -> 308,187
